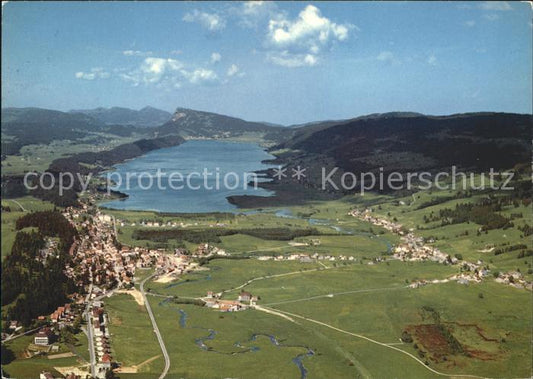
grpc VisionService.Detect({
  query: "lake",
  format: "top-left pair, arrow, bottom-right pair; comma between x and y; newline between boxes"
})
100,140 -> 276,213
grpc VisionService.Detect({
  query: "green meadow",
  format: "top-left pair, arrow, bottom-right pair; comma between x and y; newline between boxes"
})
1,333 -> 89,379
105,294 -> 164,375
1,196 -> 56,260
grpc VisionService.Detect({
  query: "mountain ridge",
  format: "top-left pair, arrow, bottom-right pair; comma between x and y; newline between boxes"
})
69,106 -> 172,127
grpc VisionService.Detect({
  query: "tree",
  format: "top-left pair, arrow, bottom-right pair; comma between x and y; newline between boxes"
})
72,314 -> 83,333
1,345 -> 15,364
60,327 -> 77,344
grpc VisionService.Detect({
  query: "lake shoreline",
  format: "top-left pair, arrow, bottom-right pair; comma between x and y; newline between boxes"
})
99,140 -> 280,213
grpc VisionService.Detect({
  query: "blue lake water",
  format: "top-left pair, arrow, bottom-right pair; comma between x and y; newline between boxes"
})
100,140 -> 276,213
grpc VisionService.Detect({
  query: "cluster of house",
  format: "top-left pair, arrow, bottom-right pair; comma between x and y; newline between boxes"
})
117,219 -> 204,228
408,269 -> 491,288
257,252 -> 359,263
350,208 -> 450,263
48,303 -> 75,324
30,303 -> 81,347
91,301 -> 113,370
62,207 -> 194,293
62,207 -> 136,289
495,271 -> 532,290
350,208 -> 404,234
350,208 -> 532,291
203,291 -> 258,312
392,233 -> 450,264
192,243 -> 228,258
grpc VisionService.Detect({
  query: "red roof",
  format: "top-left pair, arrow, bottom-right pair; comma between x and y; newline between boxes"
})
101,353 -> 112,362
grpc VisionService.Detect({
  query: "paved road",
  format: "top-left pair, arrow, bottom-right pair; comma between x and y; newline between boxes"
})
140,274 -> 170,379
84,283 -> 97,378
1,326 -> 40,343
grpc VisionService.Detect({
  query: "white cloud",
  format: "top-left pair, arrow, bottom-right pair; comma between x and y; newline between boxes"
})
236,1 -> 278,28
119,56 -> 219,88
183,68 -> 218,84
242,1 -> 269,17
427,54 -> 438,66
123,50 -> 153,57
120,57 -> 185,88
267,51 -> 318,68
210,52 -> 222,64
183,10 -> 226,32
75,72 -> 95,80
75,67 -> 110,80
141,57 -> 184,83
265,5 -> 353,68
268,5 -> 352,50
478,1 -> 512,11
465,20 -> 476,27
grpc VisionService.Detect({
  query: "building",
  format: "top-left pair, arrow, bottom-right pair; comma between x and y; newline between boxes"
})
250,296 -> 258,306
218,300 -> 242,312
34,328 -> 53,346
238,291 -> 252,302
100,353 -> 112,369
39,372 -> 55,379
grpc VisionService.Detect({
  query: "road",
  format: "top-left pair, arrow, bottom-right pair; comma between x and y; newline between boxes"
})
9,199 -> 26,212
220,266 -> 331,296
140,274 -> 170,379
1,326 -> 41,343
262,285 -> 408,306
263,306 -> 501,379
84,283 -> 97,379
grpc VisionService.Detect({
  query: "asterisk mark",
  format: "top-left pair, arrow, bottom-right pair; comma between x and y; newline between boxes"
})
273,166 -> 287,180
292,166 -> 307,180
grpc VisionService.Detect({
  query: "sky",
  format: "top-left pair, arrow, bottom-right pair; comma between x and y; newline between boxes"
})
2,1 -> 532,125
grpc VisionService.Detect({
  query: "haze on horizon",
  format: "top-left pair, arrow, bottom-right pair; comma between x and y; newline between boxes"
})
2,1 -> 532,125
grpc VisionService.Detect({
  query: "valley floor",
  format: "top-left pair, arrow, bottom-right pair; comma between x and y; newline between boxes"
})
2,186 -> 532,379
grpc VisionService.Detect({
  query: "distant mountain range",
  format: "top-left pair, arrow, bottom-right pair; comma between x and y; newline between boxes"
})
1,107 -> 105,155
70,106 -> 172,127
2,107 -> 102,127
271,112 -> 532,191
3,106 -> 531,177
156,107 -> 292,143
1,107 -> 153,155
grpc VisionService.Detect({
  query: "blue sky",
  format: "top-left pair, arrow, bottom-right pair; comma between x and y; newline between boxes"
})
2,1 -> 531,125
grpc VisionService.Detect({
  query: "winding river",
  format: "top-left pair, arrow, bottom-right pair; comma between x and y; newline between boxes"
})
170,307 -> 314,378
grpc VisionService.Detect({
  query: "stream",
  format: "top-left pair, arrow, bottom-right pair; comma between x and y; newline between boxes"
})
169,307 -> 314,378
250,333 -> 315,379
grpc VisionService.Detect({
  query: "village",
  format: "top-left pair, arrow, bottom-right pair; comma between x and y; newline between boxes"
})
1,200 -> 204,379
3,199 -> 530,379
350,208 -> 532,290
